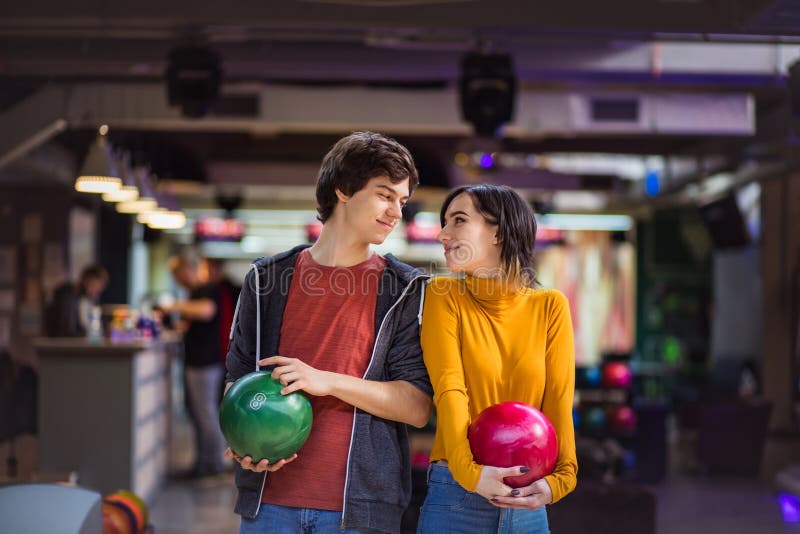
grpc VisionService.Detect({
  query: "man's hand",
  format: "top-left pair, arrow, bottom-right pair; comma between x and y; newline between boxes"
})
489,477 -> 553,510
259,356 -> 335,396
224,448 -> 298,473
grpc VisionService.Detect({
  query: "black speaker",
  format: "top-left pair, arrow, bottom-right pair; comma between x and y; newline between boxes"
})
698,194 -> 750,250
459,52 -> 516,138
215,193 -> 243,215
165,45 -> 222,118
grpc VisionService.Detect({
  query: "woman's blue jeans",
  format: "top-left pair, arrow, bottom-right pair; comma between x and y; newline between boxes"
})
417,463 -> 550,534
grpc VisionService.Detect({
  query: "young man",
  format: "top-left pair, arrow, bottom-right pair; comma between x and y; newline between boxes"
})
225,131 -> 433,533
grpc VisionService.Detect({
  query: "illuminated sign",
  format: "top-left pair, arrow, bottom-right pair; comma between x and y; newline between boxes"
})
194,217 -> 245,242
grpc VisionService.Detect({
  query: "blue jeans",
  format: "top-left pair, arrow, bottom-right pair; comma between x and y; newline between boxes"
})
417,463 -> 550,534
239,503 -> 383,534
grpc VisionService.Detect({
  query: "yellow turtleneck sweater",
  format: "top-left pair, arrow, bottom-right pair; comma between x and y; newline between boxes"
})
420,276 -> 578,503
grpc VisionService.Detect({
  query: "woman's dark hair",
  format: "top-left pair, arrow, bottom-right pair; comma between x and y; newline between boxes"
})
316,131 -> 419,223
79,264 -> 109,285
440,184 -> 538,286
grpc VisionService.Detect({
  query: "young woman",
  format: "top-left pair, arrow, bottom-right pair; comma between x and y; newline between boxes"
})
419,184 -> 577,534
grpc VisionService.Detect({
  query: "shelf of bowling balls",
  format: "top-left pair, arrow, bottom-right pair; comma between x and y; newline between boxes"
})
576,361 -> 634,390
575,387 -> 630,405
573,402 -> 639,438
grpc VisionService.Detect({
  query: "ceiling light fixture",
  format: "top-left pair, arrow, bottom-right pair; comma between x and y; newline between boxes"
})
102,151 -> 140,203
75,128 -> 122,194
117,166 -> 158,213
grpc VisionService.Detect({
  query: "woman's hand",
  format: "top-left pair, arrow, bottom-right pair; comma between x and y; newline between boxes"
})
490,477 -> 553,510
474,465 -> 529,501
224,448 -> 298,473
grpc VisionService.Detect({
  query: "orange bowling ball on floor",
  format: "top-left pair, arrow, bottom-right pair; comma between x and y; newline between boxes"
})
105,493 -> 144,533
102,501 -> 133,534
114,490 -> 148,530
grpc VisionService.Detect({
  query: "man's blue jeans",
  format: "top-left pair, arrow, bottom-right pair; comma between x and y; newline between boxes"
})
239,502 -> 383,534
417,463 -> 550,534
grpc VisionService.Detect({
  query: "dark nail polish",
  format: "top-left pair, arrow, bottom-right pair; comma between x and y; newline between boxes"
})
511,489 -> 520,496
490,498 -> 498,502
520,466 -> 530,473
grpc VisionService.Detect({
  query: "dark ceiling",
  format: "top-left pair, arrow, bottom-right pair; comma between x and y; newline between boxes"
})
0,0 -> 796,82
1,0 -> 798,191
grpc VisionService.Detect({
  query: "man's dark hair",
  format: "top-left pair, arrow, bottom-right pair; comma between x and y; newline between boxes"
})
316,132 -> 419,223
440,184 -> 538,287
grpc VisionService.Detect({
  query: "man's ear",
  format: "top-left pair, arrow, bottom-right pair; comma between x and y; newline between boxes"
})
335,188 -> 350,204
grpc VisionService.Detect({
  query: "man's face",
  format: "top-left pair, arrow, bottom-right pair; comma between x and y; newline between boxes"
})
198,260 -> 220,284
335,176 -> 410,245
173,265 -> 197,289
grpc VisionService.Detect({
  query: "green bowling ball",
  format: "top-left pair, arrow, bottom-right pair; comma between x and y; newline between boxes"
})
219,371 -> 313,462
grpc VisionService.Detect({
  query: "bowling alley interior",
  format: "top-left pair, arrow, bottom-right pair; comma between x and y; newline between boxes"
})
3,1 -> 800,533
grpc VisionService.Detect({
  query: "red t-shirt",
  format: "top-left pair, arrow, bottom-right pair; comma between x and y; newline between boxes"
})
261,249 -> 386,510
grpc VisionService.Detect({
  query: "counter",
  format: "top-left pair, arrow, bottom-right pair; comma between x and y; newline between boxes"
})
34,335 -> 180,503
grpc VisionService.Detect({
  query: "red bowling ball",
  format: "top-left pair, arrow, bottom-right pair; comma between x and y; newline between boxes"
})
602,362 -> 632,389
468,402 -> 558,488
609,405 -> 637,433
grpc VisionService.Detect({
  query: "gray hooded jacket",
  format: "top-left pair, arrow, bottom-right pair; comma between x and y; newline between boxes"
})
225,244 -> 432,533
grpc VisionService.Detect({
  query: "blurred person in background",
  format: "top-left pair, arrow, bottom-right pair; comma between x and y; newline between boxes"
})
199,257 -> 241,401
167,254 -> 227,477
45,264 -> 109,337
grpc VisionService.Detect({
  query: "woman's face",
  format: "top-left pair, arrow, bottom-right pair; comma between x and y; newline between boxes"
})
437,193 -> 502,276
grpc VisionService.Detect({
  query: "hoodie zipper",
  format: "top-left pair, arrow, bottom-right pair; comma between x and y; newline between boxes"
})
241,249 -> 306,519
248,263 -> 270,519
340,273 -> 428,529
